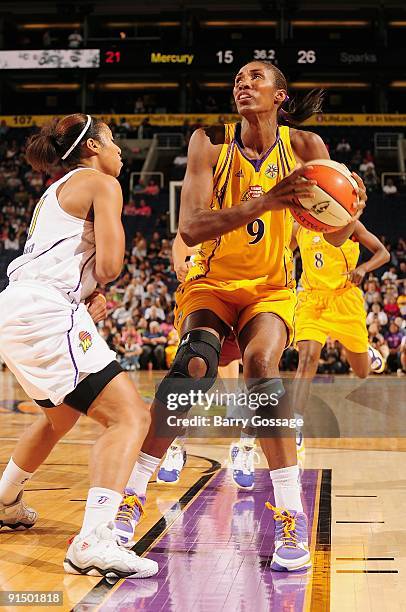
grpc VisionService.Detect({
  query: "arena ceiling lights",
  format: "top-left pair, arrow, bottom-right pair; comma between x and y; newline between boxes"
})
291,20 -> 369,27
291,81 -> 370,89
17,83 -> 81,91
97,82 -> 179,90
17,22 -> 82,29
201,81 -> 370,89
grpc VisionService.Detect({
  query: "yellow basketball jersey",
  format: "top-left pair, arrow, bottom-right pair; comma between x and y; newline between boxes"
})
186,123 -> 296,288
297,226 -> 360,291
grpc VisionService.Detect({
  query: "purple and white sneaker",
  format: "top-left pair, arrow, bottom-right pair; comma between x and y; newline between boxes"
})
157,443 -> 187,485
368,345 -> 386,374
266,503 -> 311,572
229,441 -> 260,490
114,488 -> 146,548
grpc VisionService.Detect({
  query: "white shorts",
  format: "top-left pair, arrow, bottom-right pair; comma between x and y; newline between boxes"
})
0,281 -> 116,406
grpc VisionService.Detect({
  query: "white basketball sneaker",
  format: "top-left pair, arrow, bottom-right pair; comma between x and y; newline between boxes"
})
64,522 -> 158,579
0,491 -> 37,530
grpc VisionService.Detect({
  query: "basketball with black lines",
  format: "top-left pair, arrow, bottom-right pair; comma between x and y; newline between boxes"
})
292,159 -> 359,233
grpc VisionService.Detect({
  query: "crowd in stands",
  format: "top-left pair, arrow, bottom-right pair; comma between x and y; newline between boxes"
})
0,129 -> 405,375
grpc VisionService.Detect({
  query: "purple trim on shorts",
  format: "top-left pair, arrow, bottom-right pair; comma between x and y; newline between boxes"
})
235,123 -> 280,172
67,304 -> 80,388
69,252 -> 95,295
8,237 -> 70,278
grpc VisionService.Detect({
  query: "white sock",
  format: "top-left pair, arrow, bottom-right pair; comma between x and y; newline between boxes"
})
270,465 -> 303,512
175,436 -> 186,447
294,412 -> 304,433
0,458 -> 33,505
240,432 -> 256,447
79,487 -> 123,538
127,451 -> 161,496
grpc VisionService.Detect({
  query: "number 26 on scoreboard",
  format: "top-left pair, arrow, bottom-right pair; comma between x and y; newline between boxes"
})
297,50 -> 316,64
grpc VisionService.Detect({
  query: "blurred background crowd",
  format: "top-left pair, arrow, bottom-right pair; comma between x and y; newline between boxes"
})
0,125 -> 404,375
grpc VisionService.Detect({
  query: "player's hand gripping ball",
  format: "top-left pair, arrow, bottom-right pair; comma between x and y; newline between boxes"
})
291,159 -> 361,233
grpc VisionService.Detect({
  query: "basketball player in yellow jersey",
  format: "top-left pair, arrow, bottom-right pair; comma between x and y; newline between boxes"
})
293,221 -> 389,377
123,61 -> 366,572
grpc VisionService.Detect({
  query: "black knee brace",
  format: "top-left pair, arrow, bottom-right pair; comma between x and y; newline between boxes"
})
247,378 -> 286,402
247,377 -> 286,417
155,329 -> 221,412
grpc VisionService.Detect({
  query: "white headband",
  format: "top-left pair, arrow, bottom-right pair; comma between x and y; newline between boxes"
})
61,114 -> 92,160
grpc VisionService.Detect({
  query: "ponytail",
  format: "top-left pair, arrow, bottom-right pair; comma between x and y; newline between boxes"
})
25,120 -> 60,173
25,113 -> 104,173
278,89 -> 325,126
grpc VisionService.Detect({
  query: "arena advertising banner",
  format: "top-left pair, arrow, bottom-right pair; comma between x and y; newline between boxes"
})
0,49 -> 100,69
2,113 -> 406,127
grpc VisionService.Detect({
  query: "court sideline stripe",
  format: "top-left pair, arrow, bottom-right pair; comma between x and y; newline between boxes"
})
337,570 -> 398,574
303,470 -> 322,612
336,557 -> 394,561
309,469 -> 332,612
71,455 -> 221,612
335,495 -> 378,498
336,520 -> 384,524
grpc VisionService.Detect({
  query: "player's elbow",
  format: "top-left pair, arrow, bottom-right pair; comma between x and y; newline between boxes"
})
95,261 -> 122,285
179,222 -> 200,247
381,247 -> 390,264
324,233 -> 345,247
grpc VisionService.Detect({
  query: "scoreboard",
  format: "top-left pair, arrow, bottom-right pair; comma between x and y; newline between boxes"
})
0,46 -> 404,71
101,46 -> 399,70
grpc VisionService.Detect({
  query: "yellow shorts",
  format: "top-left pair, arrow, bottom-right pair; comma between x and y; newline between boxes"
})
174,278 -> 297,344
295,286 -> 368,353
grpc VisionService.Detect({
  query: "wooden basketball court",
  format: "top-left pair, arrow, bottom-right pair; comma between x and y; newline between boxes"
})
0,370 -> 405,611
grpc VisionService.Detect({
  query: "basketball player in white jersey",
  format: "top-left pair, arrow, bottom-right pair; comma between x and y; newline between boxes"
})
0,114 -> 158,579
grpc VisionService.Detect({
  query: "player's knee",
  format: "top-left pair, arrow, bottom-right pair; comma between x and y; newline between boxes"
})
123,402 -> 151,433
188,356 -> 207,378
38,414 -> 60,440
93,400 -> 151,433
40,413 -> 73,440
155,329 -> 221,410
243,346 -> 277,378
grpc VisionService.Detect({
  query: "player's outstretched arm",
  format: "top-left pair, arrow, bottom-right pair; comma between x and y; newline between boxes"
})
91,174 -> 125,285
179,129 -> 316,246
344,222 -> 390,285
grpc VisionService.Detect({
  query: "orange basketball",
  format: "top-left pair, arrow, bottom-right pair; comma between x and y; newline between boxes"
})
291,159 -> 359,233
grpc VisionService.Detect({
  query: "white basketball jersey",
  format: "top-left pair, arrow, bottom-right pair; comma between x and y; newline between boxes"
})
7,168 -> 98,304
